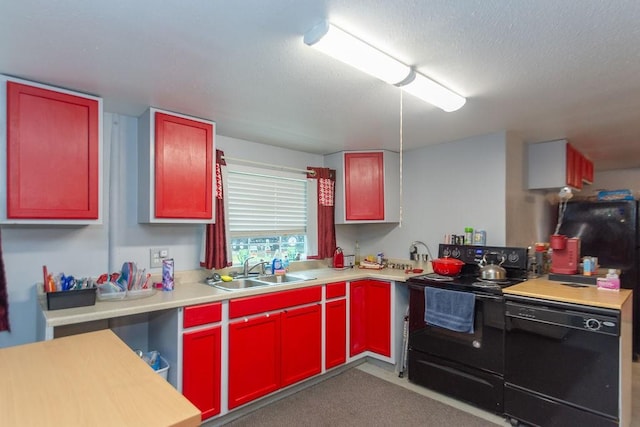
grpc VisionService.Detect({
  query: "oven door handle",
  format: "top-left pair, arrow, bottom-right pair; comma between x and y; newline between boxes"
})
475,294 -> 504,302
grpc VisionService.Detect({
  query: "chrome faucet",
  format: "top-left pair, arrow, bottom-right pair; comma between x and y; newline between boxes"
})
410,241 -> 433,262
243,258 -> 269,277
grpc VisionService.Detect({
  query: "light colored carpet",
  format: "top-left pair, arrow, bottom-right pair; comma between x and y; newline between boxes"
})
224,367 -> 500,426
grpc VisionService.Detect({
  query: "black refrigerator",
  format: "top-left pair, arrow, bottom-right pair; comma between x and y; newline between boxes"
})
557,200 -> 639,357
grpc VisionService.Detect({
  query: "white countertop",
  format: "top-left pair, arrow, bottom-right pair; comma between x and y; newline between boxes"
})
40,266 -> 427,328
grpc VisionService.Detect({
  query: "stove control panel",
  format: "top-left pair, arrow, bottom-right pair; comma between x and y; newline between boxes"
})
439,244 -> 528,270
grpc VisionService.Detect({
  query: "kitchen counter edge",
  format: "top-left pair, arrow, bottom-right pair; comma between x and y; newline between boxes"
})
40,267 -> 423,327
504,276 -> 632,310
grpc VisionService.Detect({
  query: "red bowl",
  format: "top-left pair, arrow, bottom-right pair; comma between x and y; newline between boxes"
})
431,257 -> 465,276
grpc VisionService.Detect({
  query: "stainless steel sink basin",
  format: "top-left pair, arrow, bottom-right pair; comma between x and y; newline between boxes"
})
203,273 -> 310,291
205,277 -> 269,291
253,274 -> 307,284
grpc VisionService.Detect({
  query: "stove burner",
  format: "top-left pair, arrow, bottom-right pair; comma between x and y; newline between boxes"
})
419,273 -> 455,282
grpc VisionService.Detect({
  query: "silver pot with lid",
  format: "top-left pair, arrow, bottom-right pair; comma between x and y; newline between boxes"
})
478,252 -> 506,280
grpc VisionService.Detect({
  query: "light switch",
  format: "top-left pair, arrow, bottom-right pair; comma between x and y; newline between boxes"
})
150,247 -> 170,268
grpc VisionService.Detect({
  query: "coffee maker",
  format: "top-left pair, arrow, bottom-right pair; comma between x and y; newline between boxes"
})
550,234 -> 580,274
549,186 -> 580,274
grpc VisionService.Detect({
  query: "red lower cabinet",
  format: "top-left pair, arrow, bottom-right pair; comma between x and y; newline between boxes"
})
281,305 -> 322,386
182,326 -> 221,420
349,280 -> 391,357
325,299 -> 347,369
228,314 -> 281,409
349,281 -> 368,357
366,281 -> 391,357
228,303 -> 324,408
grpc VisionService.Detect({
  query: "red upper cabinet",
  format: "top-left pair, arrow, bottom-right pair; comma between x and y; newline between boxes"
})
582,156 -> 594,184
138,107 -> 215,223
325,150 -> 400,224
345,152 -> 384,220
528,139 -> 592,191
565,143 -> 583,190
1,76 -> 102,224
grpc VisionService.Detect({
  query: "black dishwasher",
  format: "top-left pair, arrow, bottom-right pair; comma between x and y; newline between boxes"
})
504,296 -> 620,427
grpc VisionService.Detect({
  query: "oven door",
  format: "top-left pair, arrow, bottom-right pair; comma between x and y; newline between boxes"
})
408,283 -> 505,375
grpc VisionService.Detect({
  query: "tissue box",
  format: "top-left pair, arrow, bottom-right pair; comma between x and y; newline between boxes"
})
596,277 -> 620,291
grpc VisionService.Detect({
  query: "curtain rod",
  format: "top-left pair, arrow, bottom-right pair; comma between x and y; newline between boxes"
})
221,156 -> 316,176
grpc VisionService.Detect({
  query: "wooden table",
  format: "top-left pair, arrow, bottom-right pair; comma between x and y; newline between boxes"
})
0,329 -> 200,426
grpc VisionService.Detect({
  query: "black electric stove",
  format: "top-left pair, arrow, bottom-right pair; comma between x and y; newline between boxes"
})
406,244 -> 529,414
409,244 -> 529,294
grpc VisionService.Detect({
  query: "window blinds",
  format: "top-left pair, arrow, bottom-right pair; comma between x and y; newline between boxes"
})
227,170 -> 307,236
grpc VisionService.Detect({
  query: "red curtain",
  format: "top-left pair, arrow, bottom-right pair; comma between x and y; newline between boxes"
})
308,167 -> 336,259
201,150 -> 230,270
0,228 -> 9,332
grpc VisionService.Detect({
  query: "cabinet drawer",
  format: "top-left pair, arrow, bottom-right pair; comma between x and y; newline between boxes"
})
183,302 -> 222,328
326,282 -> 346,299
229,286 -> 322,319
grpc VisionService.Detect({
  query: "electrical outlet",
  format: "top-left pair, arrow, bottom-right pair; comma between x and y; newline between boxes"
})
150,247 -> 170,268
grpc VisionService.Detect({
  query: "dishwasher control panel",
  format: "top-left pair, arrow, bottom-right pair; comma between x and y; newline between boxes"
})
505,300 -> 620,336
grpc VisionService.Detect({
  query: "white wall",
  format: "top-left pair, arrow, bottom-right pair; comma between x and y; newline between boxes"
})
505,133 -> 552,246
592,168 -> 640,195
344,132 -> 511,261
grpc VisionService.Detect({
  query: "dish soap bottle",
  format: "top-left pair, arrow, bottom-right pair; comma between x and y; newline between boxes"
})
355,241 -> 361,266
272,251 -> 283,273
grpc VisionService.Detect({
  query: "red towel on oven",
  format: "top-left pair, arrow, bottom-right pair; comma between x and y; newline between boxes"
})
424,287 -> 475,333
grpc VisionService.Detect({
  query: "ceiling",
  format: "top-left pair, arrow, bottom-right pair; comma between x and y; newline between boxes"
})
2,1 -> 640,171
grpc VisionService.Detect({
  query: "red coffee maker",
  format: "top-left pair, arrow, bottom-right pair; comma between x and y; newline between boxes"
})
333,247 -> 344,269
550,234 -> 580,274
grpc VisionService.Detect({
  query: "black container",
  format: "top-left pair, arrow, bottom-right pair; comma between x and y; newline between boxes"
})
46,288 -> 97,310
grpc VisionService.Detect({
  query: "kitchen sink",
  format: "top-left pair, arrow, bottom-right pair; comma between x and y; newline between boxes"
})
204,277 -> 268,291
203,273 -> 310,291
253,274 -> 307,284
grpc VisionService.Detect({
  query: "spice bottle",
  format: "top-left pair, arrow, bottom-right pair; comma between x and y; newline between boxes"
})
473,230 -> 486,246
464,227 -> 474,245
583,257 -> 593,276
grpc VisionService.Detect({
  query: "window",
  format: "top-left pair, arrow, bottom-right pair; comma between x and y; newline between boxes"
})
227,169 -> 308,266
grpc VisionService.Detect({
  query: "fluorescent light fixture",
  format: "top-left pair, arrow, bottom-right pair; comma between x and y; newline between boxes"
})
303,20 -> 411,85
400,71 -> 466,112
303,20 -> 467,112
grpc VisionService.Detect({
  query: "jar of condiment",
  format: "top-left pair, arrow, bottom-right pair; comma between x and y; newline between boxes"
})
464,227 -> 474,245
473,230 -> 486,246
